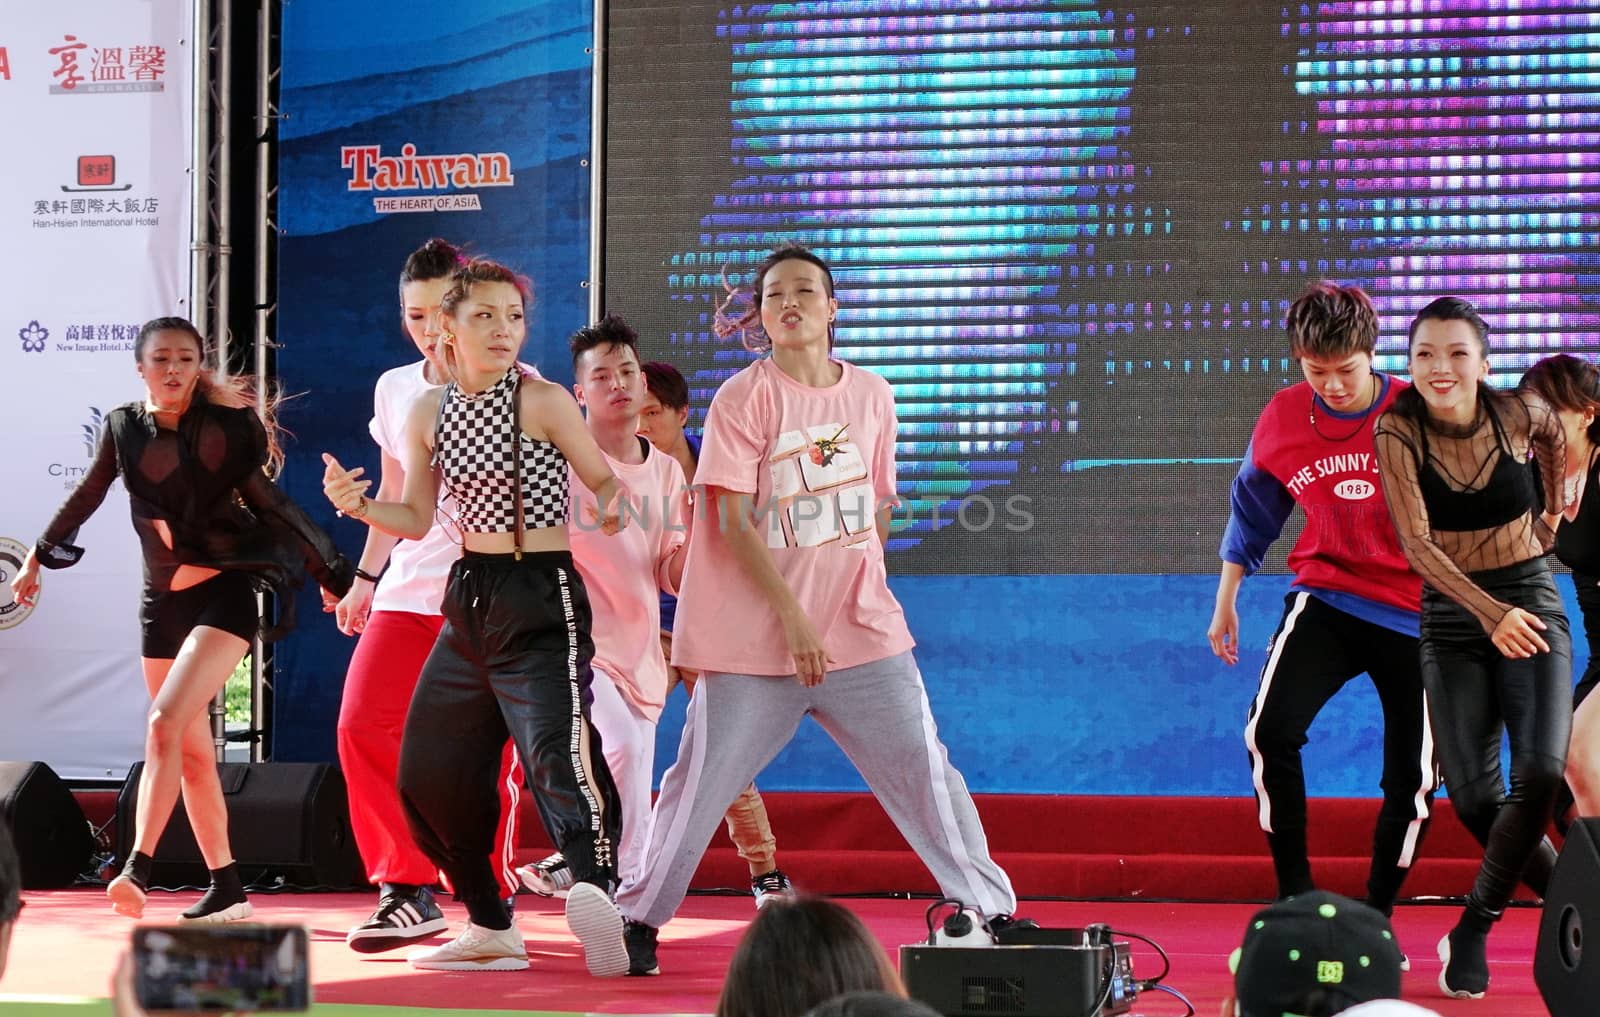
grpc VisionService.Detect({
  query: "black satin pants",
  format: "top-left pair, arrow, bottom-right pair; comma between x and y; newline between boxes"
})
1421,557 -> 1570,916
397,550 -> 620,925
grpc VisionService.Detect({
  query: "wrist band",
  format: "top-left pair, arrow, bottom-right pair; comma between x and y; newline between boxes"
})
338,495 -> 370,520
354,567 -> 381,584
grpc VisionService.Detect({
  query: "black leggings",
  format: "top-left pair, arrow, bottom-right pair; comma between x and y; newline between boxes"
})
396,550 -> 621,928
1421,557 -> 1571,916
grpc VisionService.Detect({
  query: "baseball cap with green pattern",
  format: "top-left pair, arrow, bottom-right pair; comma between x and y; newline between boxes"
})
1229,891 -> 1405,1017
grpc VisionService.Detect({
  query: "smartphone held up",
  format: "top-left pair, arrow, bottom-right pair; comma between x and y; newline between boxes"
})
132,924 -> 310,1012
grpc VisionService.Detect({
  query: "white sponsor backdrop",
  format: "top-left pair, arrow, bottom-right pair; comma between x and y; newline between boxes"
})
0,1 -> 194,780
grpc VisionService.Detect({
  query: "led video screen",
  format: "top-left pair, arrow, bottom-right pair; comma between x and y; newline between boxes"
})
602,1 -> 1600,573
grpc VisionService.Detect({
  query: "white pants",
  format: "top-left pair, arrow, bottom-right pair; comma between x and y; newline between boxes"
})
589,671 -> 657,887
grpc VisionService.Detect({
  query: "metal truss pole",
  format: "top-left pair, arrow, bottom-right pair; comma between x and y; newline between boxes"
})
252,0 -> 283,764
587,0 -> 607,320
187,0 -> 211,333
191,0 -> 234,762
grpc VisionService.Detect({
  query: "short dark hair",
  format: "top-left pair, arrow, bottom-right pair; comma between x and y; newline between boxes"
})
569,313 -> 640,372
642,361 -> 689,410
715,897 -> 901,1017
1285,281 -> 1379,360
0,822 -> 21,924
1408,295 -> 1489,352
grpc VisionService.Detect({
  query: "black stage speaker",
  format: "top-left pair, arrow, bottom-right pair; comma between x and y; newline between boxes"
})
1537,817 -> 1600,1017
114,762 -> 365,890
0,760 -> 94,889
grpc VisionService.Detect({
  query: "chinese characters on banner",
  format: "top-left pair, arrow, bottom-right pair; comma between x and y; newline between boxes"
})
0,1 -> 195,780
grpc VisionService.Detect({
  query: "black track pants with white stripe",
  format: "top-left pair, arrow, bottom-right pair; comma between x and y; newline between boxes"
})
1243,591 -> 1439,912
398,550 -> 621,928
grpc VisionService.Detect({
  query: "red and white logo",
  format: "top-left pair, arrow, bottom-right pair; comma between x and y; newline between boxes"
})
65,154 -> 132,192
342,143 -> 513,214
48,35 -> 166,94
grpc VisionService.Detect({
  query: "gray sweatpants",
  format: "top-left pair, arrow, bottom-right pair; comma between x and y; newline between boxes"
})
617,650 -> 1017,928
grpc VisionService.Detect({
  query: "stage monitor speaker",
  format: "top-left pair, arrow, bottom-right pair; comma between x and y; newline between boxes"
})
1537,817 -> 1600,1017
114,762 -> 365,890
903,930 -> 1137,1017
0,760 -> 94,889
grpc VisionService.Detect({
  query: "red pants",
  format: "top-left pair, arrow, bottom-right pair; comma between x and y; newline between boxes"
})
337,610 -> 521,897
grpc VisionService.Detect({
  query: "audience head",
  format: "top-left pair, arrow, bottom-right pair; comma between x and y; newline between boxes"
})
715,896 -> 902,1017
0,822 -> 21,980
1338,1002 -> 1444,1017
804,991 -> 942,1017
1229,891 -> 1404,1017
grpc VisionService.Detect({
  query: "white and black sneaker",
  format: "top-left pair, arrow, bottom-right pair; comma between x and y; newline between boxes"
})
518,852 -> 576,898
347,886 -> 448,954
751,869 -> 796,910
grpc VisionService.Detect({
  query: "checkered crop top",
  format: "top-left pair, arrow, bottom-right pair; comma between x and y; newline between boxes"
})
432,367 -> 568,533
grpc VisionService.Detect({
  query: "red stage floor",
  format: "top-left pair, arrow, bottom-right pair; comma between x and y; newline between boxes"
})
0,888 -> 1549,1016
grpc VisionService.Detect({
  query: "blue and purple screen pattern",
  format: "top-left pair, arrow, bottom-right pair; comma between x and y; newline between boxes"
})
603,1 -> 1600,571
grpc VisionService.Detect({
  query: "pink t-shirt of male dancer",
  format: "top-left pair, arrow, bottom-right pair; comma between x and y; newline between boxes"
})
568,439 -> 688,722
672,357 -> 915,677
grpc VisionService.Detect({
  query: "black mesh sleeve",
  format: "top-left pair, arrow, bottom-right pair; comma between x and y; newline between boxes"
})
1524,391 -> 1566,550
35,417 -> 122,568
236,470 -> 354,597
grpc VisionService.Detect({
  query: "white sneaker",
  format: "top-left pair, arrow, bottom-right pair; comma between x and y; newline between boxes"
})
406,922 -> 528,972
564,882 -> 628,977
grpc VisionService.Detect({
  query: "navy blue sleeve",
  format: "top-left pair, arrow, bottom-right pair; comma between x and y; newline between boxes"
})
1220,437 -> 1295,575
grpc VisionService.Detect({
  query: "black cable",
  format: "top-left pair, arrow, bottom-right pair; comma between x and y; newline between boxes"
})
1108,925 -> 1172,988
924,897 -> 968,943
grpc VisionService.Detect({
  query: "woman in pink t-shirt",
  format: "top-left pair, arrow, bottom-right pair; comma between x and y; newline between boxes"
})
607,244 -> 1021,977
331,239 -> 524,954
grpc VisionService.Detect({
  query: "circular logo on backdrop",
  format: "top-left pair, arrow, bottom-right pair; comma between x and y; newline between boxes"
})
0,537 -> 37,630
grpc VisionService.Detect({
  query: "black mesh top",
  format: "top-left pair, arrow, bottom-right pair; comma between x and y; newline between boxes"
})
36,397 -> 351,609
1373,389 -> 1564,633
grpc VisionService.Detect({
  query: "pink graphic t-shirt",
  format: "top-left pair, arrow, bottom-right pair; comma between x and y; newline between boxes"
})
568,439 -> 688,722
671,358 -> 915,677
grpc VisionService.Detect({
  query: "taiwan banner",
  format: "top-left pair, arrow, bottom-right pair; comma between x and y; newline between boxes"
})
271,0 -> 593,760
0,1 -> 194,780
